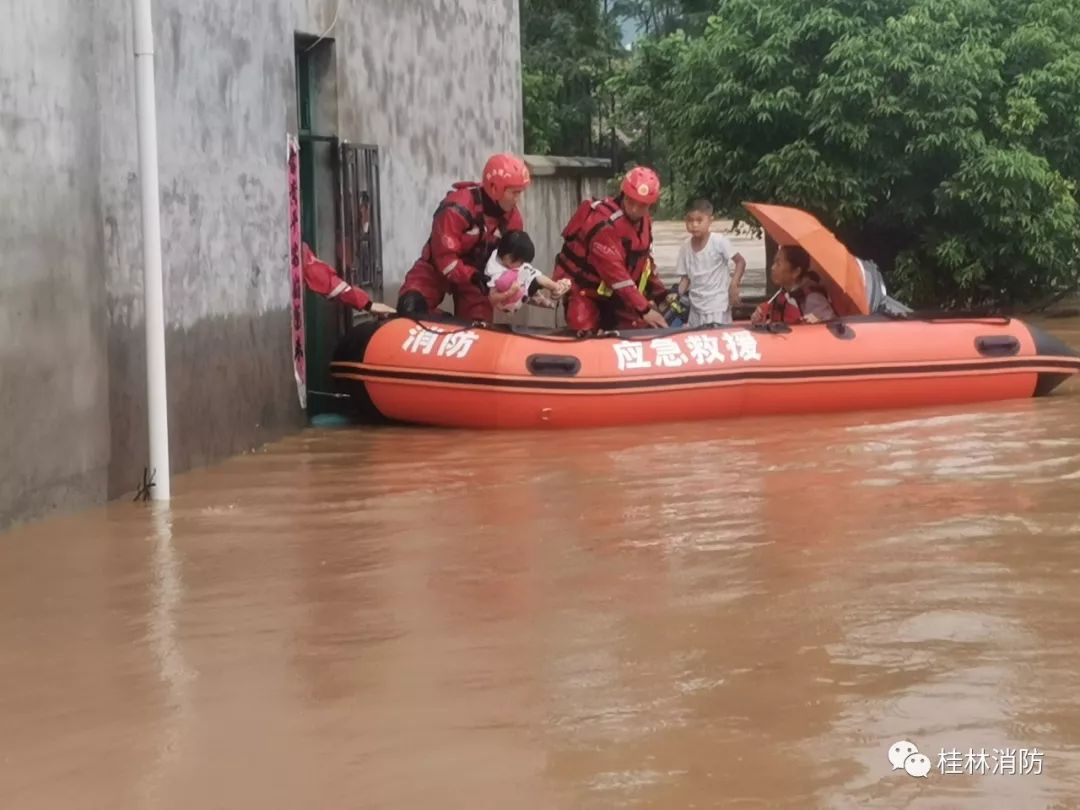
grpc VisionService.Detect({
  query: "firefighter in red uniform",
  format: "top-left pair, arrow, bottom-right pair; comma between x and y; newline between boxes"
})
552,166 -> 670,331
396,153 -> 531,321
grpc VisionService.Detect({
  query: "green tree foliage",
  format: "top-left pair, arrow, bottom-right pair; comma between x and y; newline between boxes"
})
520,0 -> 623,157
521,1 -> 700,220
521,0 -> 706,170
621,0 -> 1080,307
606,32 -> 689,215
613,0 -> 715,37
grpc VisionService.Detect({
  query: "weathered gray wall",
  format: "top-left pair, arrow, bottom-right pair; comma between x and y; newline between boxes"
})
0,0 -> 111,526
0,0 -> 523,530
328,0 -> 524,292
93,0 -> 303,505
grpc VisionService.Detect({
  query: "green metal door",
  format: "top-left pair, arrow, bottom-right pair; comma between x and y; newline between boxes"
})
295,39 -> 341,418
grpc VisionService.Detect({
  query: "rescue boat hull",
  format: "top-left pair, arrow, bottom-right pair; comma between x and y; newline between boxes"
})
329,316 -> 1080,430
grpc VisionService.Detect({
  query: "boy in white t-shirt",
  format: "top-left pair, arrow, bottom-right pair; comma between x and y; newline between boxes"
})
674,199 -> 746,327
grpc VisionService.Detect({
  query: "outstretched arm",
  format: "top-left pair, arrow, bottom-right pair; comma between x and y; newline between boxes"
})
730,251 -> 746,306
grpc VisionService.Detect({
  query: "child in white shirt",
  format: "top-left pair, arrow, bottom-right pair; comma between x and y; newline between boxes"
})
484,230 -> 570,312
675,198 -> 746,327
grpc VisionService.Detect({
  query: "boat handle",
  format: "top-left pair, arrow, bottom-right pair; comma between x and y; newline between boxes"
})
975,335 -> 1020,357
751,322 -> 792,335
827,321 -> 856,340
526,354 -> 581,376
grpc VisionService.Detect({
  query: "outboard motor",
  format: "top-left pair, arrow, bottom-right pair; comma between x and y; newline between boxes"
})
858,258 -> 912,317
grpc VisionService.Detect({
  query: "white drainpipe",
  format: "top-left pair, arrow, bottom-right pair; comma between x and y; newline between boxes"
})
131,0 -> 171,500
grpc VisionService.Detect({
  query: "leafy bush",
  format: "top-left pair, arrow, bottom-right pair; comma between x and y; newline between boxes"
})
521,0 -> 623,158
622,0 -> 1080,307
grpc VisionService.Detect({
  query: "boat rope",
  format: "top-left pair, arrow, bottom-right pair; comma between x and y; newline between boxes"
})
382,314 -> 795,343
882,309 -> 1012,325
376,306 -> 1011,345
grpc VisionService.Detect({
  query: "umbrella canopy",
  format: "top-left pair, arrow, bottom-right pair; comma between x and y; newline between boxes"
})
743,202 -> 869,316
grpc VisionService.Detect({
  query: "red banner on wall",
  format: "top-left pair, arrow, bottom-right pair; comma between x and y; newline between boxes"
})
287,134 -> 306,409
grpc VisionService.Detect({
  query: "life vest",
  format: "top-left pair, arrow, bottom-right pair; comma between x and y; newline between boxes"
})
598,258 -> 655,298
423,183 -> 511,282
554,198 -> 652,299
765,276 -> 830,324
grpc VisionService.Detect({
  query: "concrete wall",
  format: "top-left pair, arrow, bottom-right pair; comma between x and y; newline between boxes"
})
0,0 -> 523,531
0,0 -> 111,525
329,0 -> 524,291
92,0 -> 304,508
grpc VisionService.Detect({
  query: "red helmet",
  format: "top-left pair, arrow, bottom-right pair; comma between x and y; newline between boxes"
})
621,166 -> 661,205
482,153 -> 531,200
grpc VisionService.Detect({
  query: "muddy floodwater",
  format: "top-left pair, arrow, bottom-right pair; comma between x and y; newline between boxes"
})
2,319 -> 1079,809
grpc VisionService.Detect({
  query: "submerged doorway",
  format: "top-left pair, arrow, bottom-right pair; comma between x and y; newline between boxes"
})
295,33 -> 341,418
293,34 -> 385,420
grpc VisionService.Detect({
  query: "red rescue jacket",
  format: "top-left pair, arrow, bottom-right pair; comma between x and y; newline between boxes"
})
410,182 -> 523,292
554,197 -> 667,316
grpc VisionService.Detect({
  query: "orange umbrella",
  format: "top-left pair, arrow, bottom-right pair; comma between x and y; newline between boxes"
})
743,202 -> 869,316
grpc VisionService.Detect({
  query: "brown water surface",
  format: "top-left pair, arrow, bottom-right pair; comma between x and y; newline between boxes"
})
2,319 -> 1080,809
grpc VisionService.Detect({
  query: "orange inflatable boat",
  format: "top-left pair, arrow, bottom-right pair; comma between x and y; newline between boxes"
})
328,314 -> 1080,429
328,203 -> 1079,429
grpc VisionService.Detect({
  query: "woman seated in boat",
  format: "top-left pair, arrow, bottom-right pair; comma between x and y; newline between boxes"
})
750,245 -> 837,325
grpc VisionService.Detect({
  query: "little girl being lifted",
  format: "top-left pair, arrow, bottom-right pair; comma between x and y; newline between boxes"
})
484,230 -> 571,312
